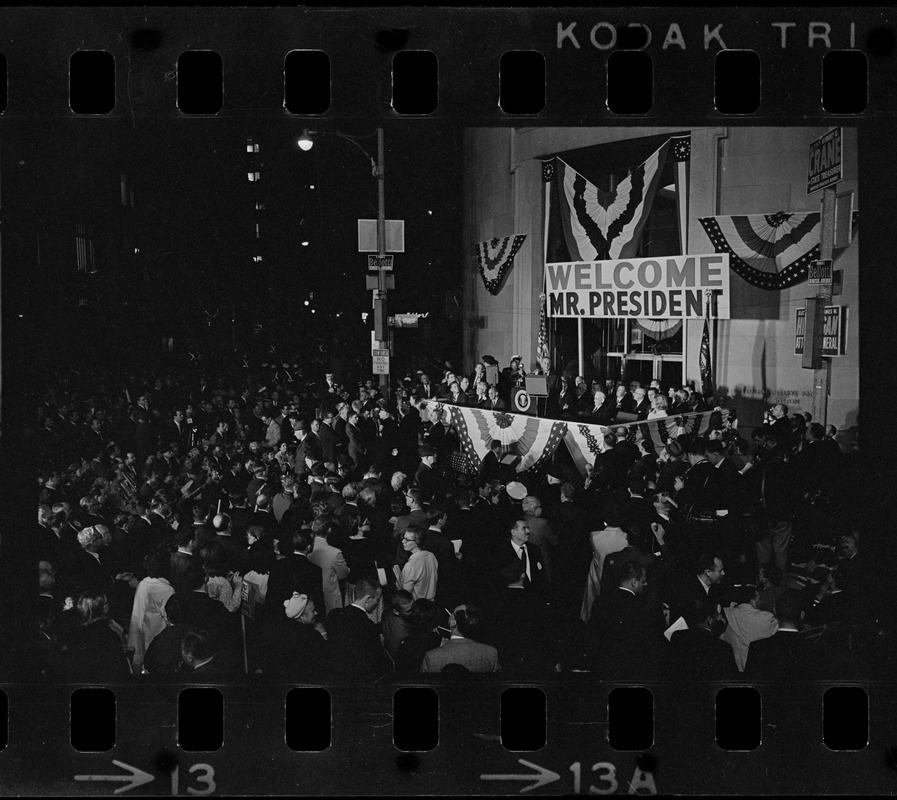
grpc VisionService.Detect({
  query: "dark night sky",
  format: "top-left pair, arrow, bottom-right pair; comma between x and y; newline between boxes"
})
134,117 -> 463,324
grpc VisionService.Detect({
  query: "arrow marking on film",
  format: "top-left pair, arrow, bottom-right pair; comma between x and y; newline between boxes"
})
74,760 -> 155,794
480,759 -> 561,793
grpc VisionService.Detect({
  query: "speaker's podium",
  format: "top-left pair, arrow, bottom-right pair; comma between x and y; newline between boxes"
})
511,376 -> 549,416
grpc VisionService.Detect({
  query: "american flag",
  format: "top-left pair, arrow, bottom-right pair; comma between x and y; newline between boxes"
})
537,293 -> 549,361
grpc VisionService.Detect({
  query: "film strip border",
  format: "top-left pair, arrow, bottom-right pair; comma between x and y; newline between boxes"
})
0,8 -> 892,120
0,681 -> 893,795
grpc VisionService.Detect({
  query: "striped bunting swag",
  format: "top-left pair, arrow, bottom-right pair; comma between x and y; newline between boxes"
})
698,212 -> 820,290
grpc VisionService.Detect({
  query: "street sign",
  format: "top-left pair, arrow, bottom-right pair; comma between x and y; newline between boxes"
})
366,274 -> 395,290
807,128 -> 842,194
358,219 -> 405,252
373,351 -> 390,374
367,254 -> 394,271
390,314 -> 419,328
808,258 -> 833,285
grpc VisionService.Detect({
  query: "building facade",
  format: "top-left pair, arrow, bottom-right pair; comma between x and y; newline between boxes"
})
462,126 -> 858,442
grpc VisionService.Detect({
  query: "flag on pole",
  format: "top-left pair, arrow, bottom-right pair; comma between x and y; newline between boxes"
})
699,291 -> 714,400
537,292 -> 549,362
671,135 -> 690,252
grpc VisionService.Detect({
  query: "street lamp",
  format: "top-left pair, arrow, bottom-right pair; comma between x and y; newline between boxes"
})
298,127 -> 390,397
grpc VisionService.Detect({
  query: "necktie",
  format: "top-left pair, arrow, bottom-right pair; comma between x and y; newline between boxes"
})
519,545 -> 531,584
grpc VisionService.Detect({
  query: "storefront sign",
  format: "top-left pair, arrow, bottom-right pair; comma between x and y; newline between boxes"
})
794,305 -> 848,356
546,253 -> 730,319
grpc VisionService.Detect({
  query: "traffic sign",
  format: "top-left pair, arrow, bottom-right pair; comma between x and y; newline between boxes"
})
358,219 -> 405,252
367,255 -> 394,271
373,353 -> 390,374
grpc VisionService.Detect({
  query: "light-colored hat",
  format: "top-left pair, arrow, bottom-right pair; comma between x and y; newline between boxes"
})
284,592 -> 309,620
506,481 -> 527,501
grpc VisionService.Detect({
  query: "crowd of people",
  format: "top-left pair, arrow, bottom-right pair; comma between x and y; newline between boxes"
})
25,353 -> 884,685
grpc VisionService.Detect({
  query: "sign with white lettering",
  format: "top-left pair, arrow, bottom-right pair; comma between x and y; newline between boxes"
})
794,305 -> 848,356
368,254 -> 394,271
546,254 -> 730,319
807,128 -> 842,194
808,258 -> 833,285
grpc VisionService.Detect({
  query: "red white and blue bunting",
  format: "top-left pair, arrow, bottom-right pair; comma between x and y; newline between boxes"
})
419,401 -> 728,478
698,212 -> 820,290
475,234 -> 527,295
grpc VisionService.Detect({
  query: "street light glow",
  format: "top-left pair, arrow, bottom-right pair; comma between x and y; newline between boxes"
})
304,300 -> 310,306
297,130 -> 314,151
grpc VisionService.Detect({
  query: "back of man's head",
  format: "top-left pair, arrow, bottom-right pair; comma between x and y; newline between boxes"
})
291,529 -> 314,554
617,560 -> 645,586
355,577 -> 380,601
774,590 -> 804,627
453,605 -> 483,639
686,437 -> 708,458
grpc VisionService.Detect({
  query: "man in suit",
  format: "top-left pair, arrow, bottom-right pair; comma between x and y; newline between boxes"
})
167,409 -> 191,452
414,444 -> 439,504
588,560 -> 667,679
500,517 -> 549,596
169,528 -> 196,594
266,528 -> 326,612
521,495 -> 558,584
482,385 -> 508,412
674,436 -> 724,554
486,559 -> 553,676
318,411 -> 340,467
669,597 -> 739,680
416,373 -> 437,401
632,387 -> 651,421
421,604 -> 500,674
324,578 -> 392,682
744,590 -> 826,680
345,410 -> 366,471
665,552 -> 726,627
308,517 -> 349,614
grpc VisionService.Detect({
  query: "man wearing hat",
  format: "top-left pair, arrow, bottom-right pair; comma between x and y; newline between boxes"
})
415,444 -> 439,504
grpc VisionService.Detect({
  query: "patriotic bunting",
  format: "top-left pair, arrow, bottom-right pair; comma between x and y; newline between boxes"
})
698,212 -> 820,290
419,401 -> 729,478
475,234 -> 527,295
551,137 -> 672,261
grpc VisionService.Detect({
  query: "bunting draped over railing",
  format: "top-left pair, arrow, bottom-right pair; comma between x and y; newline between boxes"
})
418,401 -> 729,478
698,212 -> 820,290
475,234 -> 527,295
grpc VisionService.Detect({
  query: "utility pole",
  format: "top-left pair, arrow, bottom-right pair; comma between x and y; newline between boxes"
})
374,126 -> 389,399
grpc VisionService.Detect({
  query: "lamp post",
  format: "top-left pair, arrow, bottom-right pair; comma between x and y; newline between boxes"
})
298,128 -> 389,398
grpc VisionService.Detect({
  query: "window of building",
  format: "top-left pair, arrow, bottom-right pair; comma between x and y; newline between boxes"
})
252,255 -> 263,263
246,137 -> 259,153
75,223 -> 96,273
254,201 -> 266,211
254,222 -> 260,238
247,171 -> 261,182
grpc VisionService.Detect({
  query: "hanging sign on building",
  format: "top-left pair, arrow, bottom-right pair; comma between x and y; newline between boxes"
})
546,253 -> 730,319
807,128 -> 842,194
794,305 -> 848,356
